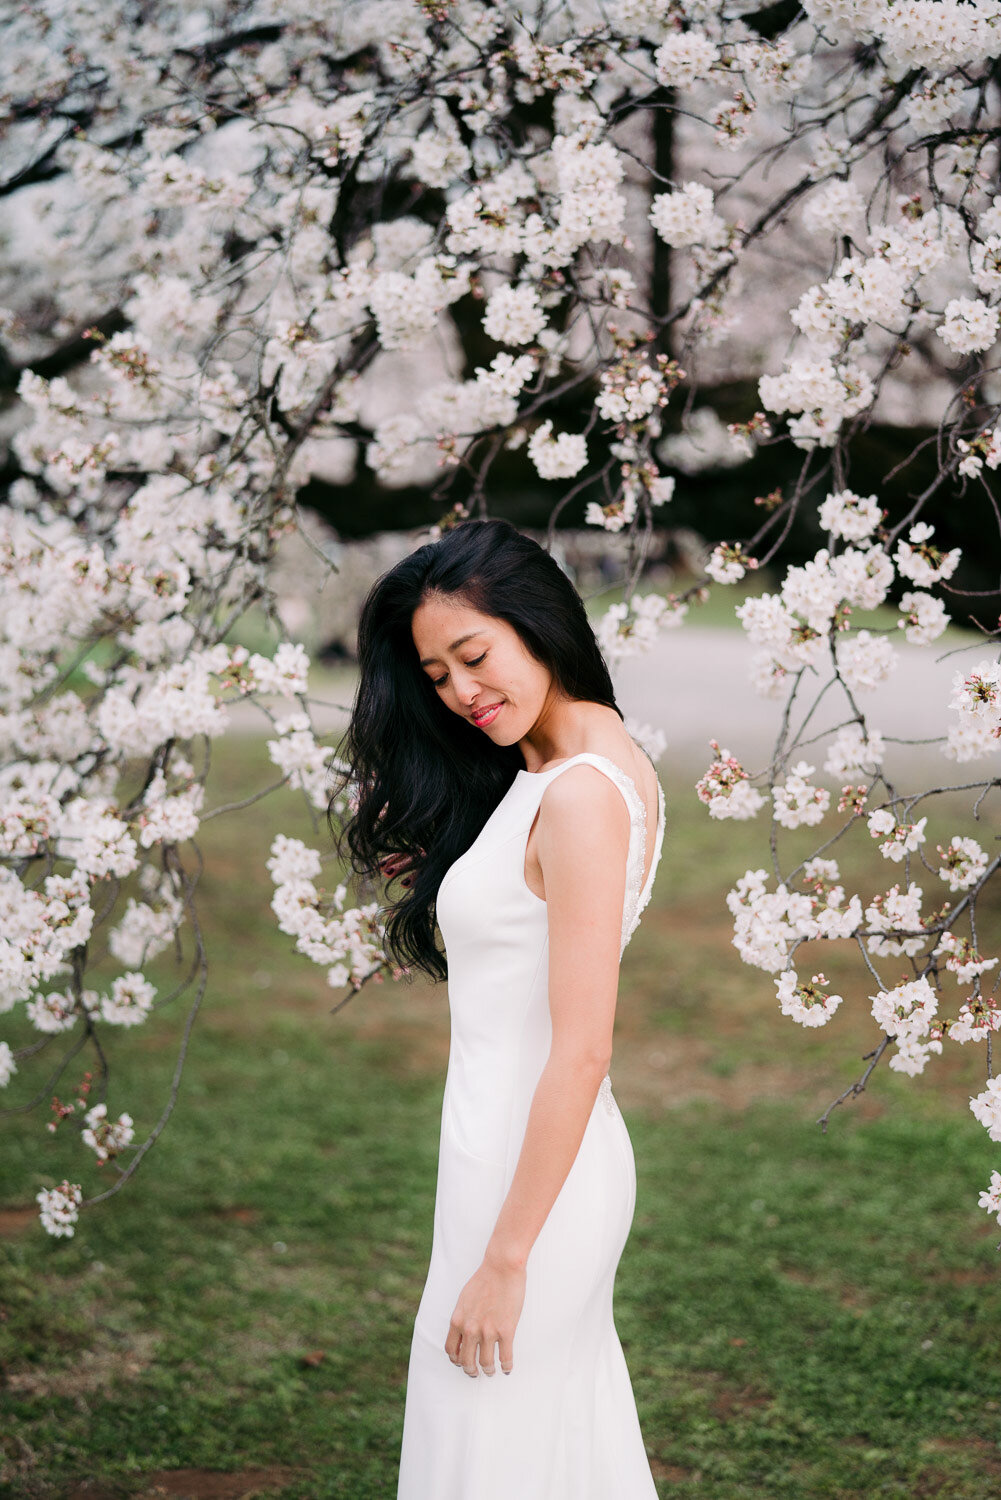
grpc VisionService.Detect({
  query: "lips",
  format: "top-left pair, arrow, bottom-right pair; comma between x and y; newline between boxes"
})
471,702 -> 503,727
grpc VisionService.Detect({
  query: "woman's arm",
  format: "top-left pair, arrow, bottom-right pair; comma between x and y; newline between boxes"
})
444,765 -> 630,1378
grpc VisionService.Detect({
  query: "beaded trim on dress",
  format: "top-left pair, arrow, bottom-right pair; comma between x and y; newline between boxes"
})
592,755 -> 665,954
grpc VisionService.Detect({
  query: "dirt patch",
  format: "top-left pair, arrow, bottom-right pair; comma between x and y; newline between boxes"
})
0,1205 -> 39,1236
932,1264 -> 999,1287
777,1264 -> 874,1311
649,1457 -> 699,1484
139,1470 -> 305,1499
63,1472 -> 305,1500
5,1330 -> 159,1399
708,1382 -> 773,1421
604,1027 -> 890,1119
920,1434 -> 1001,1478
682,1366 -> 774,1422
60,1486 -> 128,1500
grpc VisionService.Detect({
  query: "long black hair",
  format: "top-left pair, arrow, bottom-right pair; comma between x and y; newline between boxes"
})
329,517 -> 622,982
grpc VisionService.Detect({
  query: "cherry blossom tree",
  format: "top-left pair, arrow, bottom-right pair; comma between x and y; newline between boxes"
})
2,0 -> 1000,1238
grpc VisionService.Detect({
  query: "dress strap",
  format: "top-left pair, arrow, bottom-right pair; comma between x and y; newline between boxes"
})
537,751 -> 644,817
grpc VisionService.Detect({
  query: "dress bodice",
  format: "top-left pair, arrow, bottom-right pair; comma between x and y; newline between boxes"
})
433,748 -> 665,1160
437,749 -> 665,959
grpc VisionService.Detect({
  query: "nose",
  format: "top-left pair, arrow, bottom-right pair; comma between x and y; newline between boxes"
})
450,665 -> 481,704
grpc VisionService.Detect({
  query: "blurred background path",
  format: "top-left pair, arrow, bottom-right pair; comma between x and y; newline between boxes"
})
235,625 -> 994,781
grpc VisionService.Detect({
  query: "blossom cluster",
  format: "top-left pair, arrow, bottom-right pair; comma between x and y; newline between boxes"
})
266,834 -> 386,990
697,743 -> 766,822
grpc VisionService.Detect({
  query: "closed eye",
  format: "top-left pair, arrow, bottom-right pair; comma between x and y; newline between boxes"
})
431,651 -> 486,689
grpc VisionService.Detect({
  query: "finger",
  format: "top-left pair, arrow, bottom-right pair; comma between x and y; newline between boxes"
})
460,1330 -> 479,1377
445,1320 -> 462,1365
479,1327 -> 497,1375
498,1329 -> 514,1375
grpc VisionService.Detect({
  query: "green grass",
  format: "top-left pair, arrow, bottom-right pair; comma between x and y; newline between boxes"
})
1,740 -> 999,1499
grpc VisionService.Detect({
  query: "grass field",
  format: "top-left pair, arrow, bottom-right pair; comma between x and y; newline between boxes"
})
1,738 -> 1000,1500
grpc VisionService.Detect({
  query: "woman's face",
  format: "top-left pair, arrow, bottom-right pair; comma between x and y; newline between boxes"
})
411,594 -> 557,745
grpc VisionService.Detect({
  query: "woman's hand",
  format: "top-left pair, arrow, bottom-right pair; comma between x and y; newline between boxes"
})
445,1252 -> 526,1377
378,848 -> 425,889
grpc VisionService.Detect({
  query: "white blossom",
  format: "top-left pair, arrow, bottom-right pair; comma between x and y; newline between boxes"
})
949,660 -> 1001,733
970,1077 -> 1001,1143
653,34 -> 718,86
267,834 -> 324,885
706,543 -> 754,584
823,724 -> 885,778
773,762 -> 830,829
26,989 -> 79,1034
835,630 -> 898,693
937,297 -> 1000,355
944,714 -> 999,763
108,891 -> 184,967
266,714 -> 333,810
0,1041 -> 16,1087
696,744 -> 766,821
895,523 -> 962,587
759,356 -> 875,448
865,881 -> 927,958
648,183 -> 725,248
776,969 -> 843,1027
81,1103 -> 135,1163
951,1001 -> 1001,1046
938,836 -> 989,892
36,1181 -> 83,1238
366,414 -> 427,482
898,590 -> 949,645
803,180 -> 865,235
596,594 -> 687,663
866,808 -> 927,862
972,235 -> 1001,296
817,488 -> 881,542
482,284 -> 547,346
100,972 -> 156,1028
978,1168 -> 1001,1225
871,976 -> 938,1041
749,653 -> 790,699
936,931 -> 998,983
527,421 -> 588,480
726,871 -> 817,973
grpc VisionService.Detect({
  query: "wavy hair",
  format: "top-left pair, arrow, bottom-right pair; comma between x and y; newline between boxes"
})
329,517 -> 622,982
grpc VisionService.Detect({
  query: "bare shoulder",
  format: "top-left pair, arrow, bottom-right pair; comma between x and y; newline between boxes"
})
535,765 -> 630,913
537,763 -> 630,835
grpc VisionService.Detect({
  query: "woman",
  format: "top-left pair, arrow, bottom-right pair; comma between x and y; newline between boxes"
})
333,517 -> 665,1497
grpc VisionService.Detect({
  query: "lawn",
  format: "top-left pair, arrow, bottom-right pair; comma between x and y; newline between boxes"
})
1,737 -> 999,1500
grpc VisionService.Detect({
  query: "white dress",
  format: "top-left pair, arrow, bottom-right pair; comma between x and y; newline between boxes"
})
397,750 -> 666,1499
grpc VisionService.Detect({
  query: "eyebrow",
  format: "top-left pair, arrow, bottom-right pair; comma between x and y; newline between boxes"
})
418,631 -> 484,668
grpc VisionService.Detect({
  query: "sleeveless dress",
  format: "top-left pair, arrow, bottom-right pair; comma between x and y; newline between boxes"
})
397,750 -> 666,1499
